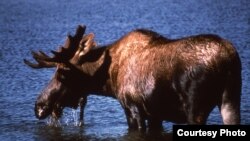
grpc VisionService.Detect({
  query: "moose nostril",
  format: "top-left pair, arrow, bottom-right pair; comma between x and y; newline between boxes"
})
38,108 -> 44,117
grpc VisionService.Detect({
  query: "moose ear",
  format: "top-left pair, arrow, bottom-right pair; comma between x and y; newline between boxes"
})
78,33 -> 97,57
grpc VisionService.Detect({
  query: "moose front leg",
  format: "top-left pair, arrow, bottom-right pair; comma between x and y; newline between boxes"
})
124,108 -> 137,129
124,105 -> 146,131
78,96 -> 87,126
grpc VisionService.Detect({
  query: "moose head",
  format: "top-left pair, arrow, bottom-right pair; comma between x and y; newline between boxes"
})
24,25 -> 97,120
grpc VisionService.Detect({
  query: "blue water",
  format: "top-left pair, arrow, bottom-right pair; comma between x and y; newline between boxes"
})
0,0 -> 249,140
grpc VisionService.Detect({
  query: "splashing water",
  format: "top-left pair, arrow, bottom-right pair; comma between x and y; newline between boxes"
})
64,109 -> 82,126
44,109 -> 81,127
0,0 -> 249,140
46,116 -> 61,127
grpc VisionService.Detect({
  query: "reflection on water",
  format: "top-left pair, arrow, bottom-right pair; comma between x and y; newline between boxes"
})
34,126 -> 172,141
0,0 -> 249,140
34,116 -> 173,141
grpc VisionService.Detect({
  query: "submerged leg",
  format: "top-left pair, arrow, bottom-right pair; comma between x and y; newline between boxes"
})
129,105 -> 146,131
79,96 -> 87,126
124,105 -> 146,131
124,108 -> 137,129
132,106 -> 146,130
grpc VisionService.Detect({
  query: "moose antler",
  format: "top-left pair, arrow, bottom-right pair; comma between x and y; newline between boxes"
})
23,51 -> 56,68
24,25 -> 86,69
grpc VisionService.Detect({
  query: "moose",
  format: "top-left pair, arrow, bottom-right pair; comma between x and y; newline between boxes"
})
24,25 -> 241,130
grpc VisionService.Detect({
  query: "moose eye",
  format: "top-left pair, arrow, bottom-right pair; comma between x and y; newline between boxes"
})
58,73 -> 66,81
57,69 -> 70,81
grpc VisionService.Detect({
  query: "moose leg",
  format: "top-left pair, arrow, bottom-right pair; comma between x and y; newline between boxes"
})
124,105 -> 146,131
219,71 -> 241,124
124,108 -> 137,129
185,93 -> 215,124
182,83 -> 216,124
219,86 -> 241,124
78,96 -> 87,126
186,109 -> 211,124
219,102 -> 240,124
130,105 -> 146,131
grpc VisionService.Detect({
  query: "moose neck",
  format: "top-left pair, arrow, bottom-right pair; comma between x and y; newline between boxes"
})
79,45 -> 114,97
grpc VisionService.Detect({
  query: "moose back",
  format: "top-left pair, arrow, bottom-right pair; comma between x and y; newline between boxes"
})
25,25 -> 241,130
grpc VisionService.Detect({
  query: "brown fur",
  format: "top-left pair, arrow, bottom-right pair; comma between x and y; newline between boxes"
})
25,25 -> 241,130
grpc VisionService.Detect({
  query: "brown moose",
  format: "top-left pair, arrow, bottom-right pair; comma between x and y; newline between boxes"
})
24,25 -> 241,130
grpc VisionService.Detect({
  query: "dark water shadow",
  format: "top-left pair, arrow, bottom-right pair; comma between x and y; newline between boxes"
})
33,122 -> 172,141
120,129 -> 172,141
34,124 -> 86,141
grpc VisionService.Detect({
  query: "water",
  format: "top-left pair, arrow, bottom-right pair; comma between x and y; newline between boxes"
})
0,0 -> 249,140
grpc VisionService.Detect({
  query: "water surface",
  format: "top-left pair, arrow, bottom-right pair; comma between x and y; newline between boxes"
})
0,0 -> 249,140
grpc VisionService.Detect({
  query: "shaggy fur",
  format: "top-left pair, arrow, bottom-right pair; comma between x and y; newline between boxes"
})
25,25 -> 241,130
